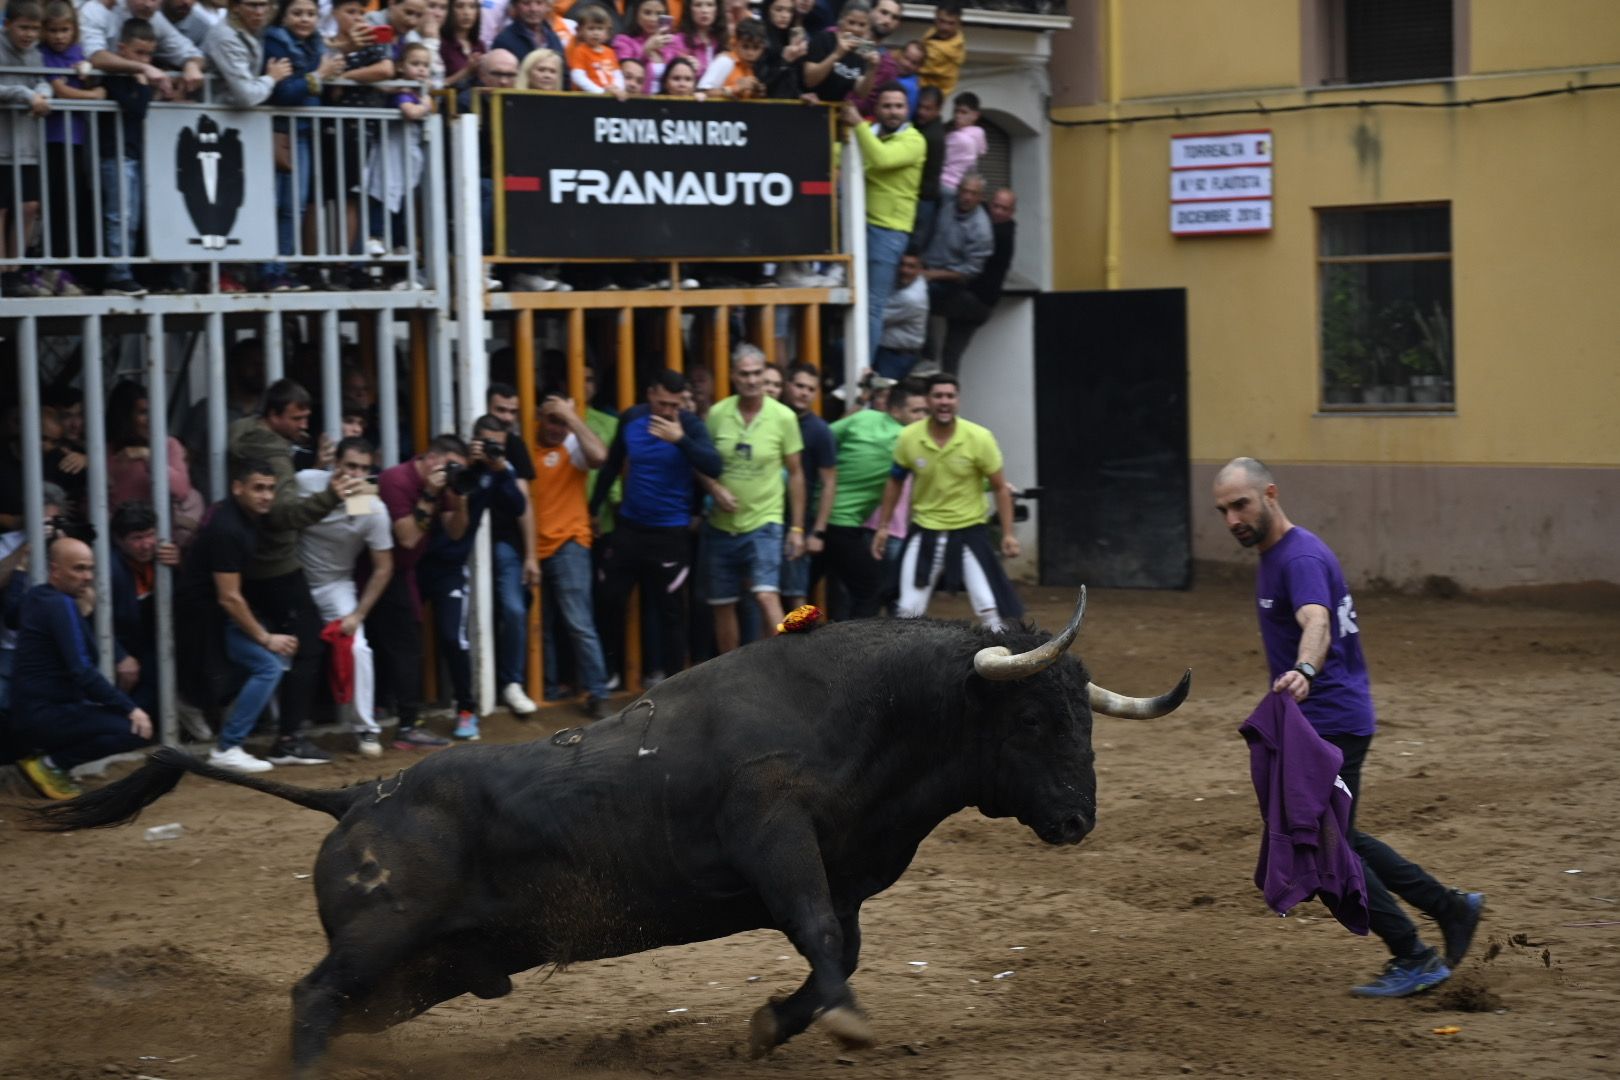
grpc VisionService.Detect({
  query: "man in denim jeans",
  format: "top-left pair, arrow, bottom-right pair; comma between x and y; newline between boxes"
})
531,391 -> 611,719
95,18 -> 156,297
175,459 -> 290,773
483,383 -> 539,716
843,85 -> 924,356
702,344 -> 805,655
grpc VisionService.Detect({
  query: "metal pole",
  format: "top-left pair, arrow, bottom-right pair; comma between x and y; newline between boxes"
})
516,310 -> 542,704
263,310 -> 285,383
842,128 -> 869,403
208,311 -> 228,502
81,317 -> 115,678
322,307 -> 342,446
375,309 -> 400,466
18,317 -> 46,584
146,314 -> 177,747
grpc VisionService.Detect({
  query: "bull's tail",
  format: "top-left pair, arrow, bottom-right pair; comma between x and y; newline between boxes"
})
25,746 -> 367,832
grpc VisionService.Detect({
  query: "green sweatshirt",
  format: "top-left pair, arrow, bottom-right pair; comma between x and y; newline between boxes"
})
853,121 -> 926,234
227,417 -> 341,580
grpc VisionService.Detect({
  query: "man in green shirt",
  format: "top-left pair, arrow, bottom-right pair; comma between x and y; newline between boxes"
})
703,344 -> 806,653
823,380 -> 926,619
871,372 -> 1022,628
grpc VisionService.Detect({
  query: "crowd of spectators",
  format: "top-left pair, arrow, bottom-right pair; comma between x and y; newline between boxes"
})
2,0 -> 1013,299
1,340 -> 1023,800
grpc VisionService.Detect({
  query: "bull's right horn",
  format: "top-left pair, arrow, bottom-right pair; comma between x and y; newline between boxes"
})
973,587 -> 1087,681
1086,669 -> 1193,719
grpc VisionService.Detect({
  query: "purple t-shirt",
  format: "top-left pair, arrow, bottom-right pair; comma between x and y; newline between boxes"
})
1255,526 -> 1375,737
41,44 -> 90,145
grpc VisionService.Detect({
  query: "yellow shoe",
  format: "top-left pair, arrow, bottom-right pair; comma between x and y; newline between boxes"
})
18,756 -> 83,801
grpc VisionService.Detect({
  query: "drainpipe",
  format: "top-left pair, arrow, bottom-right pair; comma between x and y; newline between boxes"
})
1104,0 -> 1123,289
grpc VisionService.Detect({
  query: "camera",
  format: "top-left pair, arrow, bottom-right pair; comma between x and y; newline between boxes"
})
441,461 -> 482,496
1011,485 -> 1042,524
48,515 -> 97,543
481,438 -> 505,461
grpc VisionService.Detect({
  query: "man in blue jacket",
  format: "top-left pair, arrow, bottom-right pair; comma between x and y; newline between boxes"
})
1214,456 -> 1485,999
10,537 -> 153,800
591,369 -> 721,688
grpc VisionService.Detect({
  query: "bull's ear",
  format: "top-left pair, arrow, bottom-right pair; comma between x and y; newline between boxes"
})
973,588 -> 1086,681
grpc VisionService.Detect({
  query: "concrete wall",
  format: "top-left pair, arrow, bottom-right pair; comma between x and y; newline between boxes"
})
1046,6 -> 1620,586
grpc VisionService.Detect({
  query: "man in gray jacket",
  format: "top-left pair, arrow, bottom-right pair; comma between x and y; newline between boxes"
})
203,0 -> 291,107
920,172 -> 993,373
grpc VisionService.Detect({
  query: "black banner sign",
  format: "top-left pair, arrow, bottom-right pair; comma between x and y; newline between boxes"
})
497,94 -> 835,260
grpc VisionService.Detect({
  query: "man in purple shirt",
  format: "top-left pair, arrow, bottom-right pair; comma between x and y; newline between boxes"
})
1213,457 -> 1485,999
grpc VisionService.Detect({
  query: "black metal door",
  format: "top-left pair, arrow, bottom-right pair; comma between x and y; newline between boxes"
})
1035,289 -> 1190,589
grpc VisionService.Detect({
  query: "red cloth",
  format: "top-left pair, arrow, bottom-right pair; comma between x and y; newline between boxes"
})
320,620 -> 356,705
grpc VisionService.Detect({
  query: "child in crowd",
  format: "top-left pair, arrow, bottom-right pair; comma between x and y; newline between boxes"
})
441,0 -> 483,84
264,0 -> 343,291
38,0 -> 98,295
672,0 -> 727,80
939,89 -> 984,194
519,44 -> 564,88
0,0 -> 53,298
660,53 -> 700,96
619,55 -> 647,94
96,19 -> 154,297
565,5 -> 626,98
326,0 -> 395,281
918,0 -> 964,94
615,0 -> 673,88
758,0 -> 806,99
697,16 -> 764,99
801,0 -> 870,104
365,41 -> 431,262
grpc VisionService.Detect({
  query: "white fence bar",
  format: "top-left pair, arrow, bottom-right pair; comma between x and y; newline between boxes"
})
146,314 -> 177,747
81,317 -> 115,678
207,312 -> 228,503
375,309 -> 401,467
322,308 -> 342,446
17,317 -> 46,584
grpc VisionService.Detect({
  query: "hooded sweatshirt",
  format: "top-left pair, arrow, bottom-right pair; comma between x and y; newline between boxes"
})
227,416 -> 340,580
0,36 -> 52,165
1239,691 -> 1369,935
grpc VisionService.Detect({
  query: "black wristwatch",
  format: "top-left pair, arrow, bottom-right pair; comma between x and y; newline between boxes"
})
1294,661 -> 1318,682
813,529 -> 827,540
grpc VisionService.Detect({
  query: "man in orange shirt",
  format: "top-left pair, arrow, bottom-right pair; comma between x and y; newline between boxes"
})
533,390 -> 612,719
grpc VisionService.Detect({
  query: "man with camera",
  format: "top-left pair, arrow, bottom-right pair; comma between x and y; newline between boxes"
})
416,417 -> 527,741
295,437 -> 394,758
482,383 -> 540,718
368,434 -> 469,750
8,536 -> 154,800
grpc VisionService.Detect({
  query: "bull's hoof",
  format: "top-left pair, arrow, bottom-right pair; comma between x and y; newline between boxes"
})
814,1005 -> 875,1051
748,1002 -> 781,1059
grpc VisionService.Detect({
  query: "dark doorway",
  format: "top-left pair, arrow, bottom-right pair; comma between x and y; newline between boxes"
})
1034,289 -> 1190,589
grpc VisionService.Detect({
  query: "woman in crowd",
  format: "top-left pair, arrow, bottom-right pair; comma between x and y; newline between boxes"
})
614,0 -> 673,88
757,0 -> 805,99
105,382 -> 205,548
670,0 -> 727,80
801,0 -> 871,102
519,46 -> 566,88
440,0 -> 484,84
659,53 -> 700,95
417,0 -> 449,84
620,55 -> 647,92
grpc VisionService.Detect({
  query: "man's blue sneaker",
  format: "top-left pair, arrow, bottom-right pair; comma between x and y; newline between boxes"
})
1437,890 -> 1486,968
1351,951 -> 1451,998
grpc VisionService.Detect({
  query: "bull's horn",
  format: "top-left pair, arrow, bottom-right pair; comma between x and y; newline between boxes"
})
973,587 -> 1087,681
1086,669 -> 1193,719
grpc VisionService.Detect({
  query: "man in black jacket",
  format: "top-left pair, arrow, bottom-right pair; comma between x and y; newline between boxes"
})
107,500 -> 179,713
932,186 -> 1017,374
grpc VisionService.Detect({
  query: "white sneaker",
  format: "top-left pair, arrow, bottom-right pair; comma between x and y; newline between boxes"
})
502,682 -> 539,716
209,746 -> 273,773
356,732 -> 383,758
484,275 -> 503,292
511,272 -> 558,293
678,277 -> 701,289
366,237 -> 388,258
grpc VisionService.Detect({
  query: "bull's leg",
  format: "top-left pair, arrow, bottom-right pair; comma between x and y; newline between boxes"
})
723,814 -> 872,1058
289,936 -> 415,1078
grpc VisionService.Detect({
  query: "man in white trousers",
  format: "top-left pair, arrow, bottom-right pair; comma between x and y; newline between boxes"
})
294,436 -> 393,757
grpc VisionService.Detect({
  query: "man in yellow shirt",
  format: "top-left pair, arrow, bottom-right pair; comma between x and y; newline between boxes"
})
870,372 -> 1021,628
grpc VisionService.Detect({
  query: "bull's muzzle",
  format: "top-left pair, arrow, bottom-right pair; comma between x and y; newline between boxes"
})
972,588 -> 1193,719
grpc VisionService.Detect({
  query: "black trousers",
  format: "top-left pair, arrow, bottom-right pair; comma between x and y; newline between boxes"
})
820,525 -> 885,620
17,702 -> 150,770
1325,733 -> 1455,960
241,570 -> 324,739
598,519 -> 690,680
926,281 -> 994,375
421,566 -> 473,713
365,572 -> 422,727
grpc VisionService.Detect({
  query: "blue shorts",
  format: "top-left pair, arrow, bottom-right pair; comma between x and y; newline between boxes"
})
704,522 -> 783,605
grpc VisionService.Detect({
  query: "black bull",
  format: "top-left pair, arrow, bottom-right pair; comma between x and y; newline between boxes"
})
29,591 -> 1189,1074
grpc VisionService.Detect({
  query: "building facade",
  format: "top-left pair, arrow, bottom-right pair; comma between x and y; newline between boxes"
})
1048,0 -> 1620,587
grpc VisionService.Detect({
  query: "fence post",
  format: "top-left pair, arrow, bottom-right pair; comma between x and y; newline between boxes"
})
841,128 -> 869,403
81,317 -> 115,678
147,314 -> 177,747
17,318 -> 46,584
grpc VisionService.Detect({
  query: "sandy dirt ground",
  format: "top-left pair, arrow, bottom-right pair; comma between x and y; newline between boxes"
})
3,578 -> 1618,1080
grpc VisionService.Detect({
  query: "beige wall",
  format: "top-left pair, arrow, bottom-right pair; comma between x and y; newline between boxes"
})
1047,8 -> 1620,585
1471,0 -> 1620,73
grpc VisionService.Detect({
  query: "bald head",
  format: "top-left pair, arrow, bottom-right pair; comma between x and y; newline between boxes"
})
481,49 -> 519,85
48,537 -> 95,598
1212,457 -> 1289,551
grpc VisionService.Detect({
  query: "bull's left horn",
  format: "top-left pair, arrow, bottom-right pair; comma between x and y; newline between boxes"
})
973,587 -> 1087,681
1086,669 -> 1193,719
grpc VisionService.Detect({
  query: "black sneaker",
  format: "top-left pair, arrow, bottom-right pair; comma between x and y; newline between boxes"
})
268,736 -> 334,766
1436,890 -> 1486,968
103,278 -> 148,297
